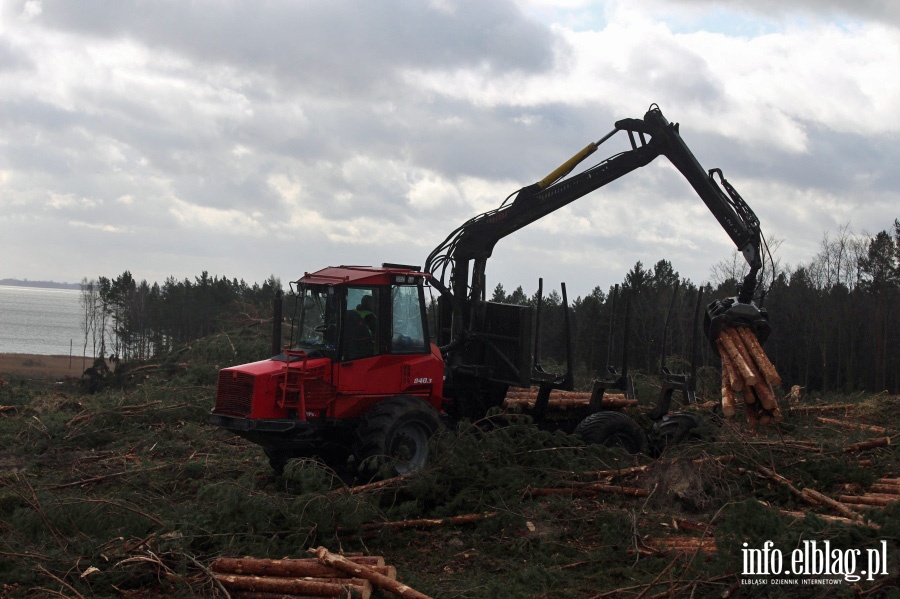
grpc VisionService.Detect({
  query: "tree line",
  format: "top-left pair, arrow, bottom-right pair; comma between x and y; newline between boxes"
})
79,272 -> 281,362
81,219 -> 899,394
488,219 -> 900,395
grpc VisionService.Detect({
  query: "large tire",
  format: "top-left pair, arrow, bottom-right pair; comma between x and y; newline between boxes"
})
575,411 -> 648,455
264,447 -> 291,474
354,396 -> 443,478
649,412 -> 701,457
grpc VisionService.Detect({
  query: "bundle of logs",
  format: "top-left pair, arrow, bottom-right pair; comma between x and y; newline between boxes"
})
503,389 -> 636,411
210,548 -> 432,599
715,326 -> 783,426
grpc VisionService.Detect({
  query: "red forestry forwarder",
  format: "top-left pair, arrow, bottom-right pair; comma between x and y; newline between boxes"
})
210,105 -> 772,475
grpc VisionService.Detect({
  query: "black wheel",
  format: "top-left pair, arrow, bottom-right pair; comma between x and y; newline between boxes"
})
575,411 -> 648,455
649,412 -> 701,457
264,448 -> 291,474
354,396 -> 443,478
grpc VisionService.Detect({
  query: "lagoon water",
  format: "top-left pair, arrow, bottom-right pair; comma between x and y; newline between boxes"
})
0,285 -> 85,356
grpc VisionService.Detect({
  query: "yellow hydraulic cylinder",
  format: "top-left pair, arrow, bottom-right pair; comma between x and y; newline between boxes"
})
537,142 -> 598,189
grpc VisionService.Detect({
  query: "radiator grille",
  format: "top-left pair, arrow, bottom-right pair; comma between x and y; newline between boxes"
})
214,370 -> 255,416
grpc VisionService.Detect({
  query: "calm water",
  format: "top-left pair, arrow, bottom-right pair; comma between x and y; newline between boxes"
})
0,286 -> 85,356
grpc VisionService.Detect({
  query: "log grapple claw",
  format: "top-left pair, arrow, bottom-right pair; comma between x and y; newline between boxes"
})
703,296 -> 770,348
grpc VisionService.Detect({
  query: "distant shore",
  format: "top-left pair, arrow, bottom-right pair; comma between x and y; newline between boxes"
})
0,353 -> 94,379
0,279 -> 81,290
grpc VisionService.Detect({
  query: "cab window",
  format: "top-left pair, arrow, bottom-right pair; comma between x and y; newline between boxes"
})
390,284 -> 427,354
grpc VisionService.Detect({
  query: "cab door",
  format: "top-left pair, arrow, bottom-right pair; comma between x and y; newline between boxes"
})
332,283 -> 433,398
333,286 -> 393,395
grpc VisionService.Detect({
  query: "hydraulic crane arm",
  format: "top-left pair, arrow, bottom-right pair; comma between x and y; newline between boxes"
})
425,105 -> 765,339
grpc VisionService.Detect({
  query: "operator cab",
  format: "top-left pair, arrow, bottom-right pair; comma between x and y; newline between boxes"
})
288,265 -> 431,364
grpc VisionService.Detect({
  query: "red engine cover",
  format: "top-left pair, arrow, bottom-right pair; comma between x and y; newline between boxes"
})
213,344 -> 444,421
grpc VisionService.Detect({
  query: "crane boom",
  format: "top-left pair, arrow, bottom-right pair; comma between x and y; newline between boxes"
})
425,105 -> 765,345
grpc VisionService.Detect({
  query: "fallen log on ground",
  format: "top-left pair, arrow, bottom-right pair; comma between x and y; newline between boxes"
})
212,557 -> 395,580
333,474 -> 413,496
800,488 -> 860,519
641,536 -> 717,554
229,593 -> 346,599
844,437 -> 892,453
315,547 -> 432,599
670,518 -> 715,533
756,465 -> 803,498
529,483 -> 649,498
745,439 -> 821,451
361,512 -> 498,532
777,508 -> 879,529
838,495 -> 899,507
582,464 -> 650,479
815,417 -> 889,435
789,404 -> 854,413
214,573 -> 371,598
757,465 -> 862,520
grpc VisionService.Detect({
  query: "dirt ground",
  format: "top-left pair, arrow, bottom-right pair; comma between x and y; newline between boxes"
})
0,325 -> 897,597
0,353 -> 94,379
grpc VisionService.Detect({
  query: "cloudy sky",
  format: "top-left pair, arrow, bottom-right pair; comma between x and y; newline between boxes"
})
1,0 -> 897,298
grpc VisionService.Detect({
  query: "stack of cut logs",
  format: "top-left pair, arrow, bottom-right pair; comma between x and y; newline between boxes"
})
716,326 -> 783,426
503,389 -> 636,411
210,549 -> 432,599
838,478 -> 900,508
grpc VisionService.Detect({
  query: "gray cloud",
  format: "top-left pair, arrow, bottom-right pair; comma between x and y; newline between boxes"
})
11,1 -> 556,89
657,0 -> 900,27
0,0 -> 898,299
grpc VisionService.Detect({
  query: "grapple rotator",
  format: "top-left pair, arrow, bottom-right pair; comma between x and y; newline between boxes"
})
704,296 -> 770,349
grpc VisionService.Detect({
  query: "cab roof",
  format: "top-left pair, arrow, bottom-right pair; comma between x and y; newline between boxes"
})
299,265 -> 429,286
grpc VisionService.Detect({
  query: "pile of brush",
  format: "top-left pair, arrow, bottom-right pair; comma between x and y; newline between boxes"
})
716,326 -> 783,426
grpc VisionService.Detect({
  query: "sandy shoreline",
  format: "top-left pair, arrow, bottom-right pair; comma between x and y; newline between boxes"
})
0,353 -> 96,379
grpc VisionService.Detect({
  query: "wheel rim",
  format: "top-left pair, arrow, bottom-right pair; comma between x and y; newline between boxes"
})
390,421 -> 431,475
